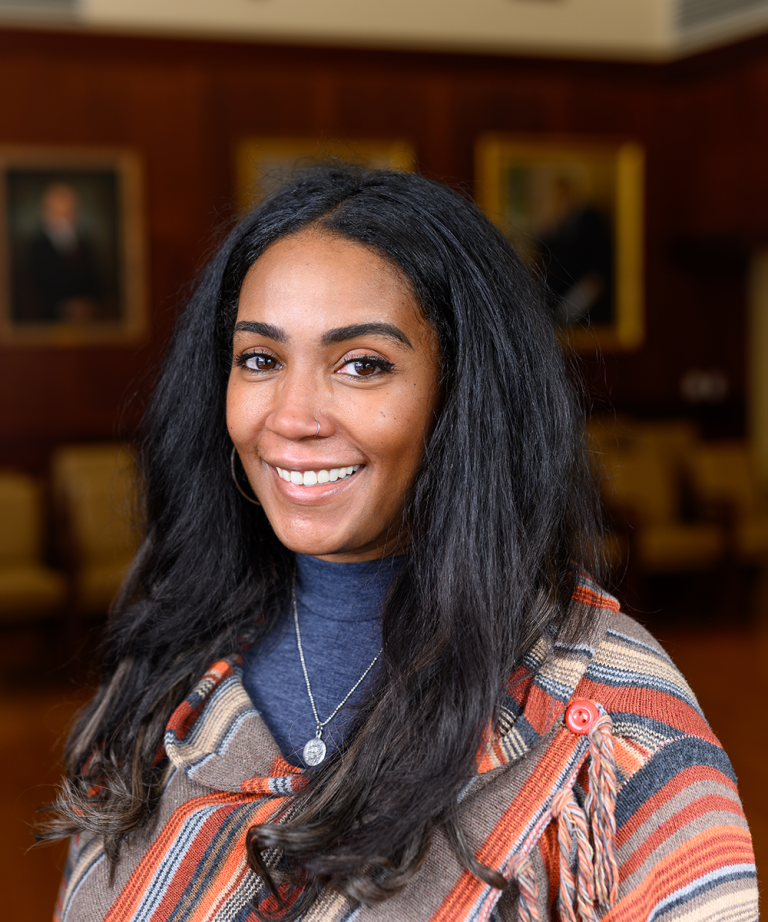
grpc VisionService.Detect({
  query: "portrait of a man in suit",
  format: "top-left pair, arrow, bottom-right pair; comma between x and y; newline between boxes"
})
7,167 -> 121,326
24,182 -> 102,322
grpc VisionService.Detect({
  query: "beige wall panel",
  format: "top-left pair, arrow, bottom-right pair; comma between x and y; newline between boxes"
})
81,0 -> 669,58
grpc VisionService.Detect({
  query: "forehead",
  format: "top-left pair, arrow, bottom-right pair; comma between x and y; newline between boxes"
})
236,231 -> 421,327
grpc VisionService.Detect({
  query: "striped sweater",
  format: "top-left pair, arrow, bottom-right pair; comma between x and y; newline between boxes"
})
56,576 -> 758,921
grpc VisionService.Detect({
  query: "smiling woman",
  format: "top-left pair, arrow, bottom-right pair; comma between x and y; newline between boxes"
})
42,165 -> 757,922
228,231 -> 440,561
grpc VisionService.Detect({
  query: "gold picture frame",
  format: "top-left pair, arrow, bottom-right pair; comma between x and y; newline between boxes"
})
476,134 -> 644,352
0,147 -> 147,347
235,137 -> 416,212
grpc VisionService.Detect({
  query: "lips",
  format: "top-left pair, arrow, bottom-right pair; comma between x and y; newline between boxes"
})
274,464 -> 361,486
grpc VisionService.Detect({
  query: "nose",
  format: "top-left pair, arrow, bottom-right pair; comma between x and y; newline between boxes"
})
263,372 -> 323,441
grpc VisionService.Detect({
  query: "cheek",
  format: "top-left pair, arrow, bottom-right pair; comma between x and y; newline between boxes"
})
226,380 -> 262,442
371,391 -> 433,476
225,381 -> 240,439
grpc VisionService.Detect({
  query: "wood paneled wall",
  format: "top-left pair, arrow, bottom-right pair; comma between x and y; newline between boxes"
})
1,26 -> 768,471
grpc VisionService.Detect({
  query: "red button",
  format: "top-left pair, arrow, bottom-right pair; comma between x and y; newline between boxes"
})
565,699 -> 600,735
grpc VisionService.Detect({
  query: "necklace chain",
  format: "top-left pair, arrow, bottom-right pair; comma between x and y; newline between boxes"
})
292,581 -> 382,742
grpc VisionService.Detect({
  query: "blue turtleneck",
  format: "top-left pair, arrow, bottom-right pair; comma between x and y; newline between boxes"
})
242,553 -> 401,767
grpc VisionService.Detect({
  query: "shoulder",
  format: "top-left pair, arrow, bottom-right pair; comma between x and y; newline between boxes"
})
576,612 -> 757,921
584,612 -> 709,737
582,612 -> 728,775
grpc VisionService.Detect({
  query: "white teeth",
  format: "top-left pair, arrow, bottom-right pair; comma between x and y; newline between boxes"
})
277,464 -> 360,486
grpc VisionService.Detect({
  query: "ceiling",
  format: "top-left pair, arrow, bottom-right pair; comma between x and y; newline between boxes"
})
2,0 -> 768,60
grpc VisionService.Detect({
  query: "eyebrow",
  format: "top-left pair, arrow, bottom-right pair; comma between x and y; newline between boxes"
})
322,323 -> 413,350
233,320 -> 413,350
233,321 -> 286,342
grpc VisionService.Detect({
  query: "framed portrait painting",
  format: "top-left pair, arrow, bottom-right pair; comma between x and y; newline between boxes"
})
235,137 -> 416,212
475,135 -> 644,352
0,148 -> 146,346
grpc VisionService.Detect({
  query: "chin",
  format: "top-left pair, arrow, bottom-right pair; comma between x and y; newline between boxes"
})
279,529 -> 387,563
271,524 -> 358,559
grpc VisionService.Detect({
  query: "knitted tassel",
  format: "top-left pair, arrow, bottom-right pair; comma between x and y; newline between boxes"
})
550,708 -> 619,921
585,713 -> 619,907
552,787 -> 599,922
551,789 -> 578,922
510,855 -> 541,922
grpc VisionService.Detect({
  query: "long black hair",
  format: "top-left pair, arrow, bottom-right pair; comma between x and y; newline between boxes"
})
44,164 -> 603,917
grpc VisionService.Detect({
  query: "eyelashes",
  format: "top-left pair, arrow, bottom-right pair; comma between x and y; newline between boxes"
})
339,357 -> 395,378
234,350 -> 395,378
234,351 -> 278,372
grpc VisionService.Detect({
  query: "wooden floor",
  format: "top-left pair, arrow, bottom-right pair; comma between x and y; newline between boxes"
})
0,659 -> 87,922
1,615 -> 765,922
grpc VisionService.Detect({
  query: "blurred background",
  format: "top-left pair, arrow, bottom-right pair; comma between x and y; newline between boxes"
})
1,0 -> 767,918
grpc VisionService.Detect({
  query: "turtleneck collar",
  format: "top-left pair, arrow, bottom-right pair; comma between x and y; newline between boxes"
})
294,553 -> 404,623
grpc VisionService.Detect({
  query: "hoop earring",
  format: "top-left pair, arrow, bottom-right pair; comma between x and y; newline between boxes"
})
230,446 -> 261,506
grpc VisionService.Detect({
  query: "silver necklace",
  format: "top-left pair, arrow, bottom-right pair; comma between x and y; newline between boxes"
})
292,582 -> 382,767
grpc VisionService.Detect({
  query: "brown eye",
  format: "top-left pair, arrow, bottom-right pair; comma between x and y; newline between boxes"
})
244,353 -> 277,371
338,356 -> 393,378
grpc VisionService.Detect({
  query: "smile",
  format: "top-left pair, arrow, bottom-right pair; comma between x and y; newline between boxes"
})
274,464 -> 361,486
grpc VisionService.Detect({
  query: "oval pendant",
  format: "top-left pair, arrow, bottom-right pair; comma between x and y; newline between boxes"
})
303,737 -> 327,766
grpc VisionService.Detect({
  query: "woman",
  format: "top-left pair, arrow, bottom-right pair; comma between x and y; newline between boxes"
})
47,165 -> 757,922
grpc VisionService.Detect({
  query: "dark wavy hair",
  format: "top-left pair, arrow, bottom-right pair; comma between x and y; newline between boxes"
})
43,164 -> 603,918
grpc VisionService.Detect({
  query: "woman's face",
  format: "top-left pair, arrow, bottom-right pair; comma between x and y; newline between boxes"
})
227,230 -> 441,562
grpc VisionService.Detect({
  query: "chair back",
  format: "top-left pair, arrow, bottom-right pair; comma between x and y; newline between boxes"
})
0,471 -> 44,566
687,441 -> 759,519
51,443 -> 140,567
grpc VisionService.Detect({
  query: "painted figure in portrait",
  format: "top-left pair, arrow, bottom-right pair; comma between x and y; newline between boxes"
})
7,169 -> 121,325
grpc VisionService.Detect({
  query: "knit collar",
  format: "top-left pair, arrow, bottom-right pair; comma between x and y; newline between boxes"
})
295,552 -> 404,623
476,573 -> 619,772
163,572 -> 619,792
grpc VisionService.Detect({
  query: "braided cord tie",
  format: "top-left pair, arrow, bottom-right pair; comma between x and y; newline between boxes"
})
585,713 -> 619,907
504,705 -> 618,922
510,855 -> 541,922
552,787 -> 599,922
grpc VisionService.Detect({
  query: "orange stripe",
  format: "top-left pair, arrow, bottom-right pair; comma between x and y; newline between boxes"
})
616,764 -> 739,847
197,863 -> 252,922
571,585 -> 620,612
613,737 -> 651,778
182,839 -> 253,922
621,793 -> 747,875
605,826 -> 755,922
524,684 -> 566,736
165,661 -> 235,741
148,806 -> 250,920
147,799 -> 276,922
431,727 -> 582,922
574,677 -> 720,743
241,754 -> 304,794
104,792 -> 280,921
